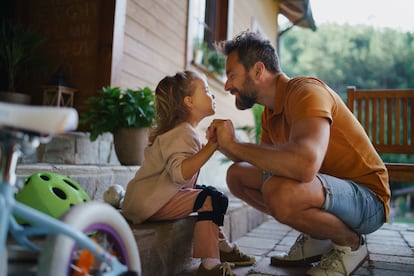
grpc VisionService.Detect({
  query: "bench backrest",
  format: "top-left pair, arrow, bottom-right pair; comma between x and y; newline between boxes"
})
346,86 -> 414,154
346,86 -> 414,184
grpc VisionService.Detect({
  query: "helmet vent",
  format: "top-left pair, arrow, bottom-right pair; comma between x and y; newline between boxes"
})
64,179 -> 79,190
52,187 -> 67,200
40,175 -> 50,181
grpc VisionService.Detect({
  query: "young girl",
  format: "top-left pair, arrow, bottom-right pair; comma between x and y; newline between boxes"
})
121,71 -> 254,276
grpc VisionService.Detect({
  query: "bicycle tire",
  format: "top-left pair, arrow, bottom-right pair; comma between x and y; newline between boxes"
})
37,201 -> 141,276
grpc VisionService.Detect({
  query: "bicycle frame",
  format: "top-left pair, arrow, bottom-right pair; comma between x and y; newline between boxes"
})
0,129 -> 129,275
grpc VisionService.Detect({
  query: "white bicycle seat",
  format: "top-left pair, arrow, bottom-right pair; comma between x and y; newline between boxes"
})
0,102 -> 78,134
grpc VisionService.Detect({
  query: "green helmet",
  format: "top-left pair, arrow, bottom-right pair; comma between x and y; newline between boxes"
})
15,172 -> 90,224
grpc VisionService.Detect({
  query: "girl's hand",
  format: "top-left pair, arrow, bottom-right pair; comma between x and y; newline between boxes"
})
209,119 -> 236,148
206,125 -> 217,142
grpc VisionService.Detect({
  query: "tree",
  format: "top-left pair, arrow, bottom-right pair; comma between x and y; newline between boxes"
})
280,24 -> 414,98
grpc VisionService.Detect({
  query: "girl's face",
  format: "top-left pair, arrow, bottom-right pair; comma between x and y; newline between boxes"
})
186,77 -> 216,123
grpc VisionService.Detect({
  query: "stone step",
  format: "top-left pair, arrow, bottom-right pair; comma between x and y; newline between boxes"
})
16,163 -> 138,201
16,164 -> 267,240
131,216 -> 197,276
13,163 -> 268,275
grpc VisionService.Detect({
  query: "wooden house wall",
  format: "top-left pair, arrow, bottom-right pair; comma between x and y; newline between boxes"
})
111,0 -> 188,90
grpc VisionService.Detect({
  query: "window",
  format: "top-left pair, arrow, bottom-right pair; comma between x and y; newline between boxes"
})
187,0 -> 229,66
204,0 -> 228,49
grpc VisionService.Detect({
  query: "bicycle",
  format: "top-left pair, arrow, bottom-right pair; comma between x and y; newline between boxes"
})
0,102 -> 141,276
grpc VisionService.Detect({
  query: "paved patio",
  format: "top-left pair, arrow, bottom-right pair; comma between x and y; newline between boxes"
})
7,215 -> 414,275
184,218 -> 414,275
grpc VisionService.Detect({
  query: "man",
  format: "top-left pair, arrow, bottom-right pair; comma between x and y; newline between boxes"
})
208,31 -> 390,275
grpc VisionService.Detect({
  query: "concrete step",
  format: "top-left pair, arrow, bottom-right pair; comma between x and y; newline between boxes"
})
131,216 -> 197,276
16,163 -> 268,240
14,163 -> 268,275
16,163 -> 138,201
130,197 -> 268,276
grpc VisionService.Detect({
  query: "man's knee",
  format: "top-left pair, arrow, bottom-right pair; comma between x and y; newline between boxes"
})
261,178 -> 300,223
226,163 -> 242,192
226,162 -> 240,180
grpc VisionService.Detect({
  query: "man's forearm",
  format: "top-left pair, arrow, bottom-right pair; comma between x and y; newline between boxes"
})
220,140 -> 319,183
218,147 -> 242,162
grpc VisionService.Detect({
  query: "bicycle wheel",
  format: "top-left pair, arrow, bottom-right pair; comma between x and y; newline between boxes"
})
38,201 -> 141,276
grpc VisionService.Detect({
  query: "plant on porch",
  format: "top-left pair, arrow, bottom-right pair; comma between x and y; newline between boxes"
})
81,86 -> 155,165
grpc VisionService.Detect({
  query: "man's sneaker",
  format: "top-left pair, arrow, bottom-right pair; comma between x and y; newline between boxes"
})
220,244 -> 256,266
306,237 -> 368,276
196,262 -> 236,276
271,233 -> 332,267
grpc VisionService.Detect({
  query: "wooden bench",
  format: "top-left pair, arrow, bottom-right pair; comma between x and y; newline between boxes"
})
346,86 -> 414,185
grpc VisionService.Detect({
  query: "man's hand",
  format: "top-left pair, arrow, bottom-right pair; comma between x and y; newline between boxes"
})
208,119 -> 237,150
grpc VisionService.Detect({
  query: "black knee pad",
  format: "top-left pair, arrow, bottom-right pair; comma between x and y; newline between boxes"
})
193,185 -> 229,226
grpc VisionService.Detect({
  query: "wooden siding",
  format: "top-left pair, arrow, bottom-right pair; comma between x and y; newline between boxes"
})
113,0 -> 188,89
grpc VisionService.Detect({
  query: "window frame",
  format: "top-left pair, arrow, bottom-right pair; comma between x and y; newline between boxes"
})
186,0 -> 231,68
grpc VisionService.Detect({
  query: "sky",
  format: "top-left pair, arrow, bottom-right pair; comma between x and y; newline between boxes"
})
308,0 -> 414,32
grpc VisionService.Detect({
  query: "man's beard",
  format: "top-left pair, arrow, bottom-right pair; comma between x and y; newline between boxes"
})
235,76 -> 257,110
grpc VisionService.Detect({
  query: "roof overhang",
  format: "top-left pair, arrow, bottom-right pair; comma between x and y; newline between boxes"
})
278,0 -> 317,35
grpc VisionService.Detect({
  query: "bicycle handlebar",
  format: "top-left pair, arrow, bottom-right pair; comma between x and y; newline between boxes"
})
0,102 -> 78,135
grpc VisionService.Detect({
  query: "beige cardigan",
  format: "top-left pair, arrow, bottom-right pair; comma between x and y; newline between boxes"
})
121,122 -> 201,224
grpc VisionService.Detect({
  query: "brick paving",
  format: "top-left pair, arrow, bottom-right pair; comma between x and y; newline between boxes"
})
226,219 -> 414,276
8,216 -> 414,275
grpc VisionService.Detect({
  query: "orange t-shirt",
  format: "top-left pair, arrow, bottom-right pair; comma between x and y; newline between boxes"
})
261,74 -> 390,221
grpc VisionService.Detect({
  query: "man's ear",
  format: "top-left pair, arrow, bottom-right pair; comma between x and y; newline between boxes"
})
254,62 -> 265,80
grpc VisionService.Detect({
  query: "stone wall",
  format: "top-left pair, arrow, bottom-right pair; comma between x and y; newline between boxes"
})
22,132 -> 120,165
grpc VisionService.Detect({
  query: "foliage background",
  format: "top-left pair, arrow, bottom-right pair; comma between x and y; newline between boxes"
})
280,24 -> 414,98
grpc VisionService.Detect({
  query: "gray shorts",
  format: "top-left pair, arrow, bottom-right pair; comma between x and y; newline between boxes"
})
262,172 -> 385,235
317,173 -> 385,234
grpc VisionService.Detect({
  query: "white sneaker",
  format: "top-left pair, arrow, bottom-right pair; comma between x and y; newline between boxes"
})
271,233 -> 332,267
307,237 -> 368,276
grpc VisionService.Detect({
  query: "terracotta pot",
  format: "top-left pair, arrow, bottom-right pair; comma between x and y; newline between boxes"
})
0,91 -> 31,105
113,127 -> 149,165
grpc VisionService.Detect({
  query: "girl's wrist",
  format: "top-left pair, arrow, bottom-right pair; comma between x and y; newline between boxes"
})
206,140 -> 218,150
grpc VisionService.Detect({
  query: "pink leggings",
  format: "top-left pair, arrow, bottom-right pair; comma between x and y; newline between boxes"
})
148,188 -> 225,258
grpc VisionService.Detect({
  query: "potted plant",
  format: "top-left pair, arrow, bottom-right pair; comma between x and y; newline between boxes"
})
0,20 -> 45,104
81,86 -> 156,165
